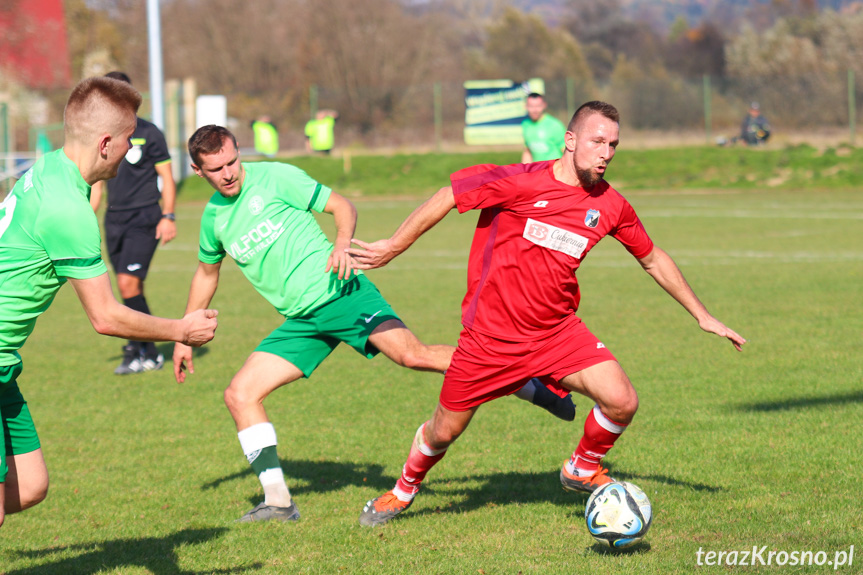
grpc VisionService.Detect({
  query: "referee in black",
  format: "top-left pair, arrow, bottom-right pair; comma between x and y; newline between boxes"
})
90,71 -> 178,375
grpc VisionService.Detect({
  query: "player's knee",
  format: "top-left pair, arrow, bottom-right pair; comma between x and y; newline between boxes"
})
223,383 -> 246,413
116,276 -> 142,299
608,392 -> 639,424
21,482 -> 48,510
427,421 -> 465,447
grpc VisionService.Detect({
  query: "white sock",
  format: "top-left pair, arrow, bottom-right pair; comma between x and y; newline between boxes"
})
238,422 -> 292,507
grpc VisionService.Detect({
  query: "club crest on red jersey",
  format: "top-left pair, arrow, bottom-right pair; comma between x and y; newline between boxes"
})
585,209 -> 600,228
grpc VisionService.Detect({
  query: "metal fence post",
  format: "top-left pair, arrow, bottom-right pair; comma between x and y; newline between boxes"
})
849,69 -> 856,146
434,82 -> 442,151
703,74 -> 712,145
309,85 -> 318,119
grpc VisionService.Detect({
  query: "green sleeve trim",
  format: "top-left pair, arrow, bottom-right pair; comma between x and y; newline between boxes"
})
154,159 -> 172,166
309,183 -> 323,210
52,256 -> 103,268
199,246 -> 225,258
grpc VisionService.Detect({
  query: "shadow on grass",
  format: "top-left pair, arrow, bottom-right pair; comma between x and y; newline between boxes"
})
201,459 -> 722,519
613,471 -> 723,493
401,468 -> 722,520
201,458 -> 394,494
588,541 -> 652,555
735,389 -> 863,412
6,527 -> 259,575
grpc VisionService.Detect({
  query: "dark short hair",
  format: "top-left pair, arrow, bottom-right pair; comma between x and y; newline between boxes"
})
189,125 -> 239,165
105,71 -> 132,85
526,92 -> 545,101
567,101 -> 620,132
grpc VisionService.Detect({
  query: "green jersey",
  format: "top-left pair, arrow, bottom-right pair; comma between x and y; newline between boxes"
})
0,149 -> 107,366
198,162 -> 359,318
522,113 -> 566,161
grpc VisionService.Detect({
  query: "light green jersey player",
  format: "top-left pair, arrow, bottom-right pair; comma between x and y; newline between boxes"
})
175,126 -> 457,524
0,150 -> 107,367
0,75 -> 218,530
522,113 -> 567,161
198,162 -> 359,319
0,150 -> 107,486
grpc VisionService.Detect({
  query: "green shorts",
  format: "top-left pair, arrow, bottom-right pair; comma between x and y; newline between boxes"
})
1,362 -> 41,482
255,275 -> 401,377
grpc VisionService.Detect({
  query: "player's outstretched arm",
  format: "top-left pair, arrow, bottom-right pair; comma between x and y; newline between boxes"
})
69,273 -> 218,345
322,191 -> 358,280
637,247 -> 746,351
347,186 -> 456,270
174,260 -> 222,383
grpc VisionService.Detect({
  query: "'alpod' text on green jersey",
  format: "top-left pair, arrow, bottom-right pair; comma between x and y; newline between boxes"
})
198,162 -> 359,318
0,150 -> 107,366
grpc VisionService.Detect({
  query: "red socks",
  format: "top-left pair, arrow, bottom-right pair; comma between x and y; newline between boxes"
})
571,405 -> 628,474
394,423 -> 447,501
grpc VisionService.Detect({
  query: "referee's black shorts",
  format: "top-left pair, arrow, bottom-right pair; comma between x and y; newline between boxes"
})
104,203 -> 162,279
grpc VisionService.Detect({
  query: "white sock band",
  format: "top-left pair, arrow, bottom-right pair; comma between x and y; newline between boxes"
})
393,484 -> 417,502
415,423 -> 447,457
238,422 -> 277,455
592,405 -> 627,435
259,467 -> 286,487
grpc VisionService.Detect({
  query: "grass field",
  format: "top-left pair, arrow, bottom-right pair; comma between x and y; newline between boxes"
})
2,152 -> 862,573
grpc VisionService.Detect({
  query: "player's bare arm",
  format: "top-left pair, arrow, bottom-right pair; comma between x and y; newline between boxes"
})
173,260 -> 222,383
322,191 -> 358,280
637,247 -> 746,351
348,185 -> 457,270
68,273 -> 218,345
154,161 -> 177,245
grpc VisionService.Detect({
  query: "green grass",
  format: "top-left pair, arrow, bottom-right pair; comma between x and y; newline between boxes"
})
178,144 -> 863,202
3,169 -> 862,573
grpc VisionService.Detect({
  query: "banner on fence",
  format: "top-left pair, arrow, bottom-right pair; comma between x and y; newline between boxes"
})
464,78 -> 544,145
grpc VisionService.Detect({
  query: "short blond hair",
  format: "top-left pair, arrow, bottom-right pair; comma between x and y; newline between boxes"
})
64,77 -> 142,143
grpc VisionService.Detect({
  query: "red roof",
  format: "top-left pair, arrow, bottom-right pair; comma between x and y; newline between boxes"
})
0,0 -> 71,89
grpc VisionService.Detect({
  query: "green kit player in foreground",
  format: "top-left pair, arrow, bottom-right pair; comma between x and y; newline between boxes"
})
0,77 -> 219,529
173,125 -> 574,523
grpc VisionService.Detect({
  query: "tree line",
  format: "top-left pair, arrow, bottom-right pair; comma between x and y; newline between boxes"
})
61,0 -> 863,146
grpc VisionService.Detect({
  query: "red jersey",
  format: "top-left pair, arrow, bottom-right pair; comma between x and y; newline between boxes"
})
451,160 -> 654,341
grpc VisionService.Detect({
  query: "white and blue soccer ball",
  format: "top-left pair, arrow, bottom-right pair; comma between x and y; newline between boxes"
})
584,481 -> 652,549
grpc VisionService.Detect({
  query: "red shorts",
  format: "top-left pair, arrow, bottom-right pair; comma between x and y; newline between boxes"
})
439,315 -> 616,412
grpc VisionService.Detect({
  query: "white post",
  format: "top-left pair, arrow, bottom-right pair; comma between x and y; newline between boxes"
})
147,0 -> 165,130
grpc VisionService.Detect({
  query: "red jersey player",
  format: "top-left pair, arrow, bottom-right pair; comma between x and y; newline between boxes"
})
348,101 -> 746,526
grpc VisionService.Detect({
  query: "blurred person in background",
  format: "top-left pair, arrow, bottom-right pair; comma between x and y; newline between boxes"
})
90,71 -> 178,375
521,93 -> 566,163
740,102 -> 771,146
305,110 -> 339,154
251,115 -> 279,157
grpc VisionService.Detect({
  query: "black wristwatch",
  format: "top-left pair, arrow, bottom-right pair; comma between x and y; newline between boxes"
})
161,213 -> 176,221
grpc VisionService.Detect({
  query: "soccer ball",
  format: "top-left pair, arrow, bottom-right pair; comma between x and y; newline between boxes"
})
584,481 -> 652,549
